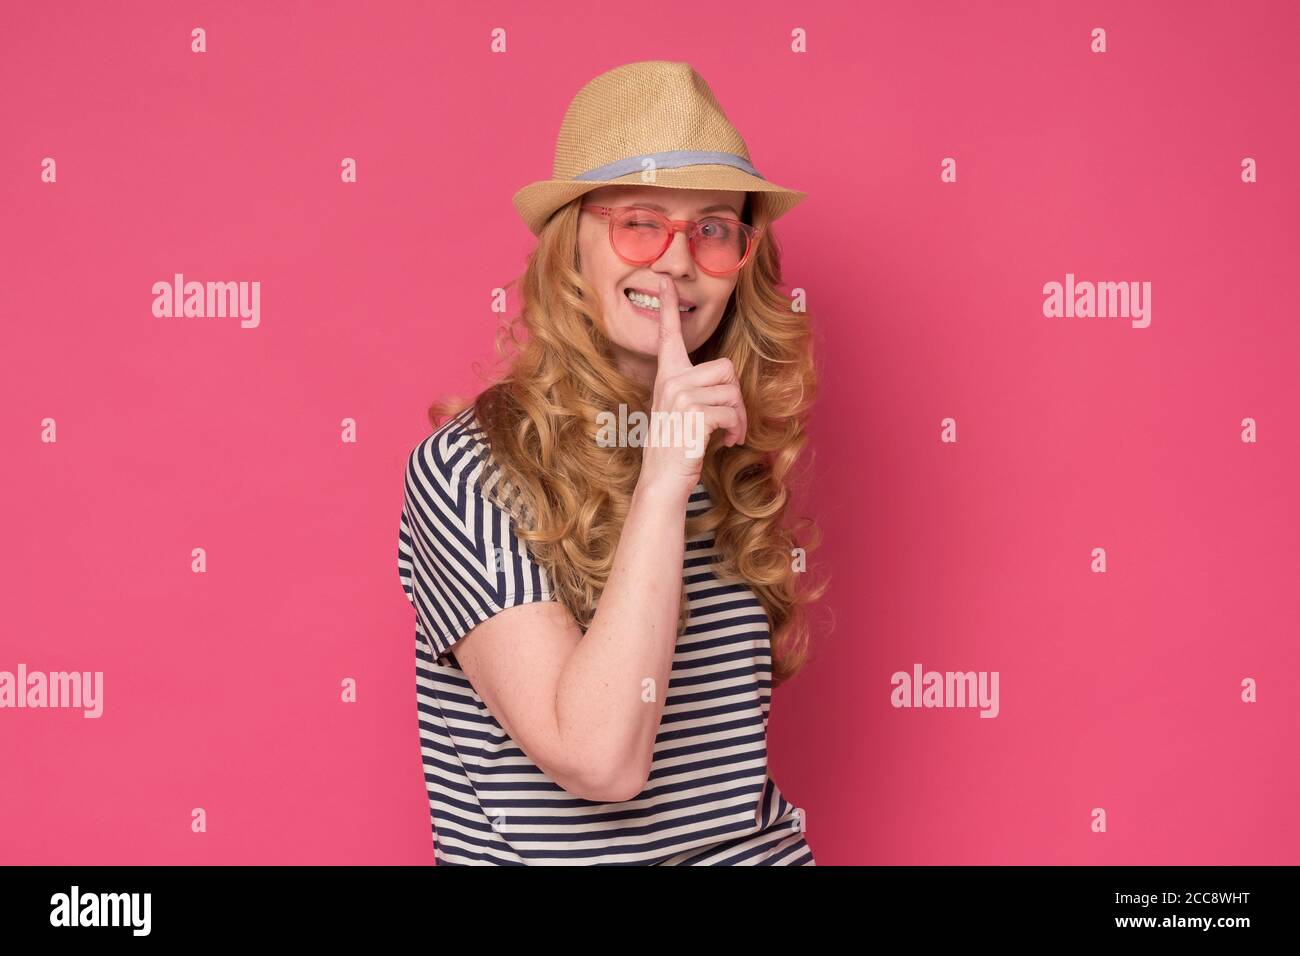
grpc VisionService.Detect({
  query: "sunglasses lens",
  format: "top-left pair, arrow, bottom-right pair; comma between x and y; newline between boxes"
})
694,218 -> 748,273
609,208 -> 749,274
610,208 -> 669,261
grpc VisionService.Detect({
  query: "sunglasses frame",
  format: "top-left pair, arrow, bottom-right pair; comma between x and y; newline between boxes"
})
579,204 -> 763,276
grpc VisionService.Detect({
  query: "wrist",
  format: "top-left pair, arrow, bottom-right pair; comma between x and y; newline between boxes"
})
631,474 -> 691,512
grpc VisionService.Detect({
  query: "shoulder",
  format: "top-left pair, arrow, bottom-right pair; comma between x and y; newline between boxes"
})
404,405 -> 531,531
405,406 -> 494,494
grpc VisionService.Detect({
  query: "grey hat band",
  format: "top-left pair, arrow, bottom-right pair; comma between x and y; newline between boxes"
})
573,149 -> 766,182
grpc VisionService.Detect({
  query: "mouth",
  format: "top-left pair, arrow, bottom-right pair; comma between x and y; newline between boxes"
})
623,287 -> 697,316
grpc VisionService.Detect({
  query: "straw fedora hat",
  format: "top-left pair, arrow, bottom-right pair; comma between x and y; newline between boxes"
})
512,60 -> 806,237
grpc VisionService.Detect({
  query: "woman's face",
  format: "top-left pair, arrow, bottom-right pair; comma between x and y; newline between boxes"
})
576,184 -> 747,387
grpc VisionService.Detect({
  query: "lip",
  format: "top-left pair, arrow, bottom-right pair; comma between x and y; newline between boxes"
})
624,286 -> 697,309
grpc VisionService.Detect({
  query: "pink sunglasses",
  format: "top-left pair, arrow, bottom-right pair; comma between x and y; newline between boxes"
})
580,204 -> 762,276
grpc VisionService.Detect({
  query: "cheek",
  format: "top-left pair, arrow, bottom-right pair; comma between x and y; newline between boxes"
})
580,245 -> 620,299
693,313 -> 724,344
692,294 -> 734,342
702,289 -> 735,322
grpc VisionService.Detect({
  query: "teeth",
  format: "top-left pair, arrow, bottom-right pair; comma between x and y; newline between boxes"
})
627,289 -> 693,312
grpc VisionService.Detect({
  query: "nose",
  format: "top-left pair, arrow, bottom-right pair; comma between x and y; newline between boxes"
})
651,228 -> 696,279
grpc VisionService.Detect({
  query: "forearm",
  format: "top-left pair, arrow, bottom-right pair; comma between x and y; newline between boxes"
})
553,477 -> 688,797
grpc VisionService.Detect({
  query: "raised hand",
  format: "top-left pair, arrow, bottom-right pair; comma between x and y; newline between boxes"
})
636,276 -> 748,503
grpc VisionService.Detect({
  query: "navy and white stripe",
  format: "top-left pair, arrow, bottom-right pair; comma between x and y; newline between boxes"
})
397,406 -> 815,865
399,412 -> 551,661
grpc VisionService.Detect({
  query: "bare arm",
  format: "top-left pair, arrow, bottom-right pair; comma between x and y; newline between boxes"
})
454,478 -> 688,801
453,275 -> 748,802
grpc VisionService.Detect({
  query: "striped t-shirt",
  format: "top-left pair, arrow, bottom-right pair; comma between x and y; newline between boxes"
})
397,406 -> 815,865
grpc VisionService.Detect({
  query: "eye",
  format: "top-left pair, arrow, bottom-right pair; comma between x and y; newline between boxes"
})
697,218 -> 735,240
620,208 -> 665,229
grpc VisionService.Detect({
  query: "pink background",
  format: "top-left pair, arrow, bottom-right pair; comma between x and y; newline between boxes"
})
2,0 -> 1297,864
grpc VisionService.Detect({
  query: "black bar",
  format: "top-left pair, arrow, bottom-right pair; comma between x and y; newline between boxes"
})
0,864 -> 1288,941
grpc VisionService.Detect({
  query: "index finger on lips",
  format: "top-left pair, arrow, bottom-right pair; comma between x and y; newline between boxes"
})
654,277 -> 693,382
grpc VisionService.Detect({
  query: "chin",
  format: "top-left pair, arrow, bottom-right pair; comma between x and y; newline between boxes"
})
633,330 -> 670,357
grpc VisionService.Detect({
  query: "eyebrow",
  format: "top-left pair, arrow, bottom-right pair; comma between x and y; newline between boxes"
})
630,200 -> 742,218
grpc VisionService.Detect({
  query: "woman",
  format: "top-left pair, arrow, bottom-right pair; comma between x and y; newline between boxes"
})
398,61 -> 824,865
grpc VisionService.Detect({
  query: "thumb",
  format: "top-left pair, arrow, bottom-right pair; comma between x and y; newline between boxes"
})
655,277 -> 692,381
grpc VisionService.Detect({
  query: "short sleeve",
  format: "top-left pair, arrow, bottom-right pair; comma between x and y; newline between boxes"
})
397,420 -> 554,664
